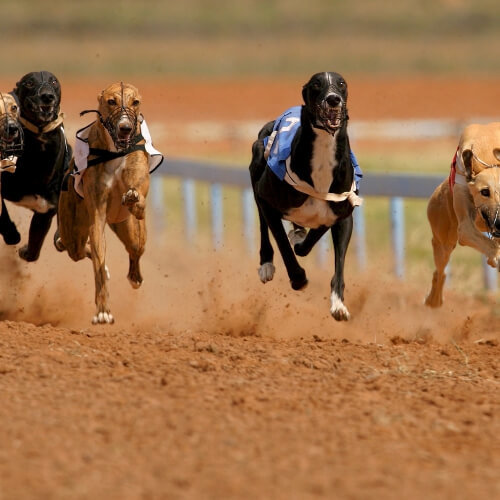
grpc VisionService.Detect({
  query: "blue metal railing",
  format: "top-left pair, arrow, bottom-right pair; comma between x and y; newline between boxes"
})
149,158 -> 498,291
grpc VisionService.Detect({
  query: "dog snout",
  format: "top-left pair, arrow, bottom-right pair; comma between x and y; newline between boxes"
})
39,91 -> 56,105
118,121 -> 133,134
326,94 -> 341,107
7,122 -> 20,140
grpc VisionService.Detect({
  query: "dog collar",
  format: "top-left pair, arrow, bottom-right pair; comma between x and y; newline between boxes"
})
0,156 -> 17,173
19,112 -> 65,135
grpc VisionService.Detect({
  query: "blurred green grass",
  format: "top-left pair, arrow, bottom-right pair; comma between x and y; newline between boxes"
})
3,0 -> 500,77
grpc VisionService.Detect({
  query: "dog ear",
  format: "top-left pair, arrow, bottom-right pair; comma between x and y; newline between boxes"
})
301,83 -> 309,106
461,149 -> 474,181
494,148 -> 500,163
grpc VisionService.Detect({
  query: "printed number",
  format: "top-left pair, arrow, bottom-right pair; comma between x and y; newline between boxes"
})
279,117 -> 300,133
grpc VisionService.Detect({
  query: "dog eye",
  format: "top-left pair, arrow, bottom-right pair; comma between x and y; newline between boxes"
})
338,80 -> 346,88
49,78 -> 59,87
107,99 -> 117,106
480,188 -> 490,197
11,105 -> 17,112
132,99 -> 140,106
24,80 -> 35,88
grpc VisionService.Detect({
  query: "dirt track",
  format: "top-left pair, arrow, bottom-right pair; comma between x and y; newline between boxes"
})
0,77 -> 499,499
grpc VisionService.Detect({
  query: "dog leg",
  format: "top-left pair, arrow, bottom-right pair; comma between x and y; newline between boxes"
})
19,211 -> 55,262
0,199 -> 21,245
84,183 -> 114,325
294,226 -> 329,257
88,216 -> 114,324
425,238 -> 455,308
57,175 -> 90,261
330,216 -> 353,321
256,202 -> 275,283
109,216 -> 146,289
260,198 -> 307,290
425,184 -> 458,307
121,152 -> 150,220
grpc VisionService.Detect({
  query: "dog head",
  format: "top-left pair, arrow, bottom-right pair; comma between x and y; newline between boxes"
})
97,82 -> 141,151
14,71 -> 61,126
462,148 -> 500,238
0,92 -> 23,163
302,72 -> 348,134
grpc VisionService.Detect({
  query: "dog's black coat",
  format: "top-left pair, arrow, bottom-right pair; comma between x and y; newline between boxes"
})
0,71 -> 71,260
249,71 -> 357,320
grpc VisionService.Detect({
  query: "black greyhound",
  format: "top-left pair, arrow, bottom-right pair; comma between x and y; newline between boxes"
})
249,71 -> 362,320
0,71 -> 71,261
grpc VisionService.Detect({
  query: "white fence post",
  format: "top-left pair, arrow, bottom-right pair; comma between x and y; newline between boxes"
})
242,188 -> 255,254
353,204 -> 367,270
390,197 -> 405,279
182,179 -> 197,244
210,183 -> 223,250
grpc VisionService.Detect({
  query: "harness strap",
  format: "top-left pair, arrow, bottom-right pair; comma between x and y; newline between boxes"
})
85,134 -> 146,168
0,157 -> 17,173
284,159 -> 362,206
19,112 -> 65,135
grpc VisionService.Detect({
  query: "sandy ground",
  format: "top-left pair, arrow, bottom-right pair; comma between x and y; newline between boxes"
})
0,76 -> 498,499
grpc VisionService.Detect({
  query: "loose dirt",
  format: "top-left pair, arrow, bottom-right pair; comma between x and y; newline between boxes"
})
0,76 -> 498,499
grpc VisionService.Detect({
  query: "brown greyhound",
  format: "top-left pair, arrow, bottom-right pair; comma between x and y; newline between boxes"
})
425,122 -> 500,307
57,82 -> 152,324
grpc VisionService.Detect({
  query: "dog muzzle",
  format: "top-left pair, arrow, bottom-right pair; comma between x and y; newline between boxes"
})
480,206 -> 500,238
0,114 -> 23,162
104,106 -> 138,151
315,99 -> 346,134
81,106 -> 138,152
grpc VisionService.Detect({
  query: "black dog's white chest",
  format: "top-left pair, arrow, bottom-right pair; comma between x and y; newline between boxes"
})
284,132 -> 338,228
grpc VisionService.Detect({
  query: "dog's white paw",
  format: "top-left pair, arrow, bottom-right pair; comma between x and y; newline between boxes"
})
288,227 -> 307,246
258,262 -> 275,283
92,311 -> 115,325
330,292 -> 350,321
122,188 -> 140,207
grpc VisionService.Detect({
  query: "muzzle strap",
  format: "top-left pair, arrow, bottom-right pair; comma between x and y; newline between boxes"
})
0,156 -> 17,173
86,133 -> 146,168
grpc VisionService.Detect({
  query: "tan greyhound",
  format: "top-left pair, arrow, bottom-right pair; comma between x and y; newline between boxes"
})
425,122 -> 500,307
57,82 -> 151,324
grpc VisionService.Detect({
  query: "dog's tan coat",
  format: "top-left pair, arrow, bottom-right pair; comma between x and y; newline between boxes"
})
58,83 -> 150,324
425,122 -> 500,307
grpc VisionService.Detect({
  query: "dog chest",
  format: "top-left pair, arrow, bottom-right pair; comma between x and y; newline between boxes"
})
284,131 -> 339,228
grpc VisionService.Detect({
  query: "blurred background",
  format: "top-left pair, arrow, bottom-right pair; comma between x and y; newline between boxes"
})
2,0 -> 499,299
2,0 -> 500,77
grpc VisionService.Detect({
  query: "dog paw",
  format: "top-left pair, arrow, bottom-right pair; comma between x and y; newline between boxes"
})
288,227 -> 307,246
290,269 -> 308,290
330,292 -> 350,321
424,293 -> 443,308
92,311 -> 115,325
122,188 -> 140,207
54,235 -> 65,252
127,273 -> 142,289
18,245 -> 38,262
258,262 -> 275,283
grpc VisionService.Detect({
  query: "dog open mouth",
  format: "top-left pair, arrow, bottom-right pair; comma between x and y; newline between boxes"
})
115,128 -> 134,150
481,208 -> 500,238
38,105 -> 55,121
317,104 -> 344,134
